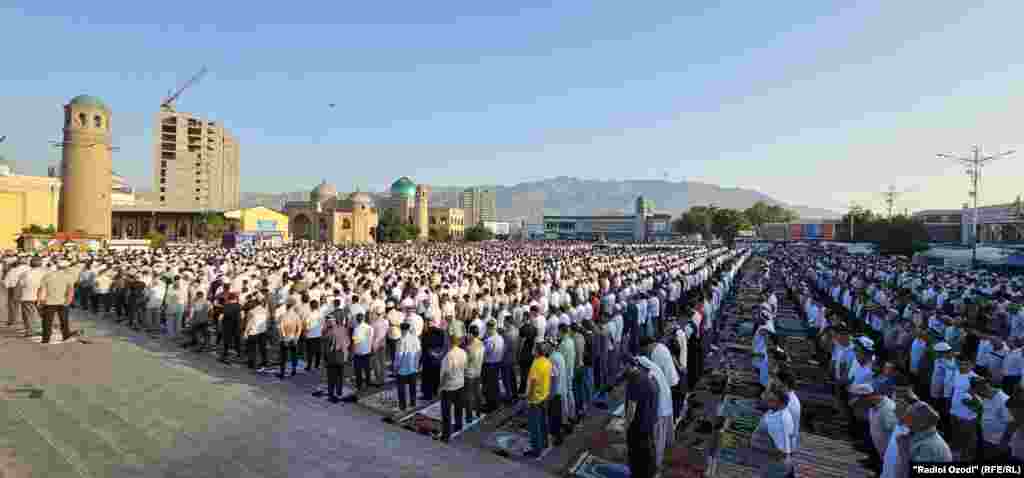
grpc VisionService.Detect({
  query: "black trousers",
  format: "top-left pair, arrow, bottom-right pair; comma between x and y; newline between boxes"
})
246,333 -> 267,368
327,363 -> 346,398
397,373 -> 418,411
279,342 -> 298,375
441,388 -> 465,440
421,363 -> 440,401
519,360 -> 532,395
627,432 -> 657,478
188,322 -> 209,347
482,363 -> 502,411
354,353 -> 372,389
305,337 -> 322,370
221,320 -> 240,358
501,362 -> 518,403
548,394 -> 564,444
41,305 -> 70,342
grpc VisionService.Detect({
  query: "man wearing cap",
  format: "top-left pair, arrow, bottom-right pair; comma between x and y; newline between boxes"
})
482,320 -> 505,412
973,376 -> 1015,462
17,258 -> 47,338
524,341 -> 552,457
949,356 -> 979,461
394,321 -> 421,411
37,260 -> 75,344
518,311 -> 539,397
904,401 -> 953,463
500,315 -> 520,405
624,357 -> 658,478
439,330 -> 467,443
930,341 -> 955,430
750,384 -> 796,478
463,324 -> 485,422
859,383 -> 898,472
4,258 -> 28,328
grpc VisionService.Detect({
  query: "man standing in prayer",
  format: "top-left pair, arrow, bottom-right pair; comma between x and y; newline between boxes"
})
525,341 -> 552,458
277,297 -> 304,378
482,320 -> 505,412
638,354 -> 674,474
17,258 -> 46,338
439,331 -> 467,443
37,260 -> 76,344
501,316 -> 520,405
624,357 -> 658,478
394,322 -> 421,412
322,314 -> 351,403
464,324 -> 485,422
370,307 -> 389,385
352,311 -> 374,390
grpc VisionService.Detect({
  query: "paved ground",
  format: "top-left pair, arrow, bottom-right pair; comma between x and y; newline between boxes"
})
0,311 -> 555,478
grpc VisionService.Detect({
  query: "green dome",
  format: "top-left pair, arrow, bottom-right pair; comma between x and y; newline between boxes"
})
390,176 -> 416,198
69,95 -> 109,111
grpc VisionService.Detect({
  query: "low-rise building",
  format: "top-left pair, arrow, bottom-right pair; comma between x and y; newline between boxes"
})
224,206 -> 289,241
428,207 -> 465,240
0,159 -> 61,250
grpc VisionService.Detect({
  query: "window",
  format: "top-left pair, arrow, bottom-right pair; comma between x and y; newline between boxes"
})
160,196 -> 165,201
196,179 -> 201,184
195,188 -> 200,193
342,219 -> 352,229
78,113 -> 87,127
161,161 -> 167,168
94,115 -> 103,128
160,187 -> 166,193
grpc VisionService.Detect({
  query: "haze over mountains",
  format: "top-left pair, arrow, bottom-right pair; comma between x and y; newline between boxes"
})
240,177 -> 841,224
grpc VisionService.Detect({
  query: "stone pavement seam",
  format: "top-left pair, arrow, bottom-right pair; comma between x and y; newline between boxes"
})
4,398 -> 90,478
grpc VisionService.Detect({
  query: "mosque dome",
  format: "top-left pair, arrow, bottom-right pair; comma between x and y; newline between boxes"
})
310,180 -> 337,203
69,95 -> 110,111
350,191 -> 372,206
390,176 -> 416,198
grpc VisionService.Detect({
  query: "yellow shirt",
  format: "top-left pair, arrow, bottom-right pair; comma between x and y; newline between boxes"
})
527,356 -> 552,405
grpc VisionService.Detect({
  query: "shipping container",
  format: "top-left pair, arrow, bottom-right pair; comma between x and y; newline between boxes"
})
822,223 -> 835,240
790,224 -> 802,239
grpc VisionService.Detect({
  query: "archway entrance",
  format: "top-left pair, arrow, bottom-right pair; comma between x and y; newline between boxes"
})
292,214 -> 312,240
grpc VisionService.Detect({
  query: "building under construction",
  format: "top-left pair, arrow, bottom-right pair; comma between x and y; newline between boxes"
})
154,110 -> 240,211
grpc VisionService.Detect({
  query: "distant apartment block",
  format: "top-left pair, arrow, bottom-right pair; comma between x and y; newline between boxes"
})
460,187 -> 496,227
154,111 -> 240,211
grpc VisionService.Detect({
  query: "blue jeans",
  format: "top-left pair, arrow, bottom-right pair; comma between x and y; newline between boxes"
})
527,404 -> 548,451
575,367 -> 593,415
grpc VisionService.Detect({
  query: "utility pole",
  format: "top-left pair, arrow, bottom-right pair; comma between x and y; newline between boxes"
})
882,186 -> 901,219
938,146 -> 1016,269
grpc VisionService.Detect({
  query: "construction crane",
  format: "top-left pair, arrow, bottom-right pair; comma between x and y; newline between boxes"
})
160,66 -> 209,112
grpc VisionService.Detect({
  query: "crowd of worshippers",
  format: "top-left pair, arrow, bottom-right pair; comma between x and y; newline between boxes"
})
0,243 -> 747,468
746,245 -> 1024,478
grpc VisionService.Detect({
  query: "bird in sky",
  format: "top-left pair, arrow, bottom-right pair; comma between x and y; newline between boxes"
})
328,103 -> 336,108
0,135 -> 6,143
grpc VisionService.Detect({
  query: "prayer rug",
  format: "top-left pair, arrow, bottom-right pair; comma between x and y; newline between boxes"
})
308,383 -> 356,400
610,402 -> 625,417
568,452 -> 631,478
400,401 -> 486,439
605,417 -> 626,434
495,405 -> 530,435
359,388 -> 422,418
254,359 -> 311,375
483,431 -> 532,455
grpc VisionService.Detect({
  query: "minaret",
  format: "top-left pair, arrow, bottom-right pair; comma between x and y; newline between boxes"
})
60,95 -> 113,238
415,184 -> 431,241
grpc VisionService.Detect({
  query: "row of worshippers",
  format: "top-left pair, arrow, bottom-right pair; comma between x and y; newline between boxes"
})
769,247 -> 1024,466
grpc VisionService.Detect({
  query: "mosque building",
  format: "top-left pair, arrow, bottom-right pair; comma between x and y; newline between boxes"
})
284,180 -> 378,244
382,176 -> 431,241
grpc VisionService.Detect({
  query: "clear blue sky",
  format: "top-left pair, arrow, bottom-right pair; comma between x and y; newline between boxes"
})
3,1 -> 1024,212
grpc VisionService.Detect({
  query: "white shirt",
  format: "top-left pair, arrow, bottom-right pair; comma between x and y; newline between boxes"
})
881,425 -> 911,478
757,408 -> 796,454
352,322 -> 373,356
650,343 -> 680,387
786,391 -> 802,449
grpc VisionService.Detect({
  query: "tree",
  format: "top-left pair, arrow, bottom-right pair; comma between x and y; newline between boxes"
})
145,231 -> 167,249
465,224 -> 494,242
743,201 -> 799,228
710,208 -> 751,245
201,212 -> 229,241
377,209 -> 419,242
840,206 -> 877,241
674,206 -> 716,239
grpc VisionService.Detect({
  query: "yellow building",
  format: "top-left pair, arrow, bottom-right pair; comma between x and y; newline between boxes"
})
0,161 -> 62,251
284,181 -> 378,245
428,207 -> 465,241
225,206 -> 289,241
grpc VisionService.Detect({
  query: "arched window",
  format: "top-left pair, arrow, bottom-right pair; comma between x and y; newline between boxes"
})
78,113 -> 87,127
342,218 -> 352,230
94,115 -> 103,129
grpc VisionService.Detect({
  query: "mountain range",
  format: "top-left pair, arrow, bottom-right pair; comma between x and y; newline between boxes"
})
240,177 -> 841,224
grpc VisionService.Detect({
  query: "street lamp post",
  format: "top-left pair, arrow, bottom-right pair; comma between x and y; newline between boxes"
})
938,146 -> 1016,269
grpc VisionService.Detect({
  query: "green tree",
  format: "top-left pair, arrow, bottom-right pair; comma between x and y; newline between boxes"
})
743,201 -> 799,228
465,224 -> 495,242
201,212 -> 229,241
145,231 -> 167,249
840,206 -> 876,241
710,208 -> 751,245
674,206 -> 717,239
377,209 -> 419,242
